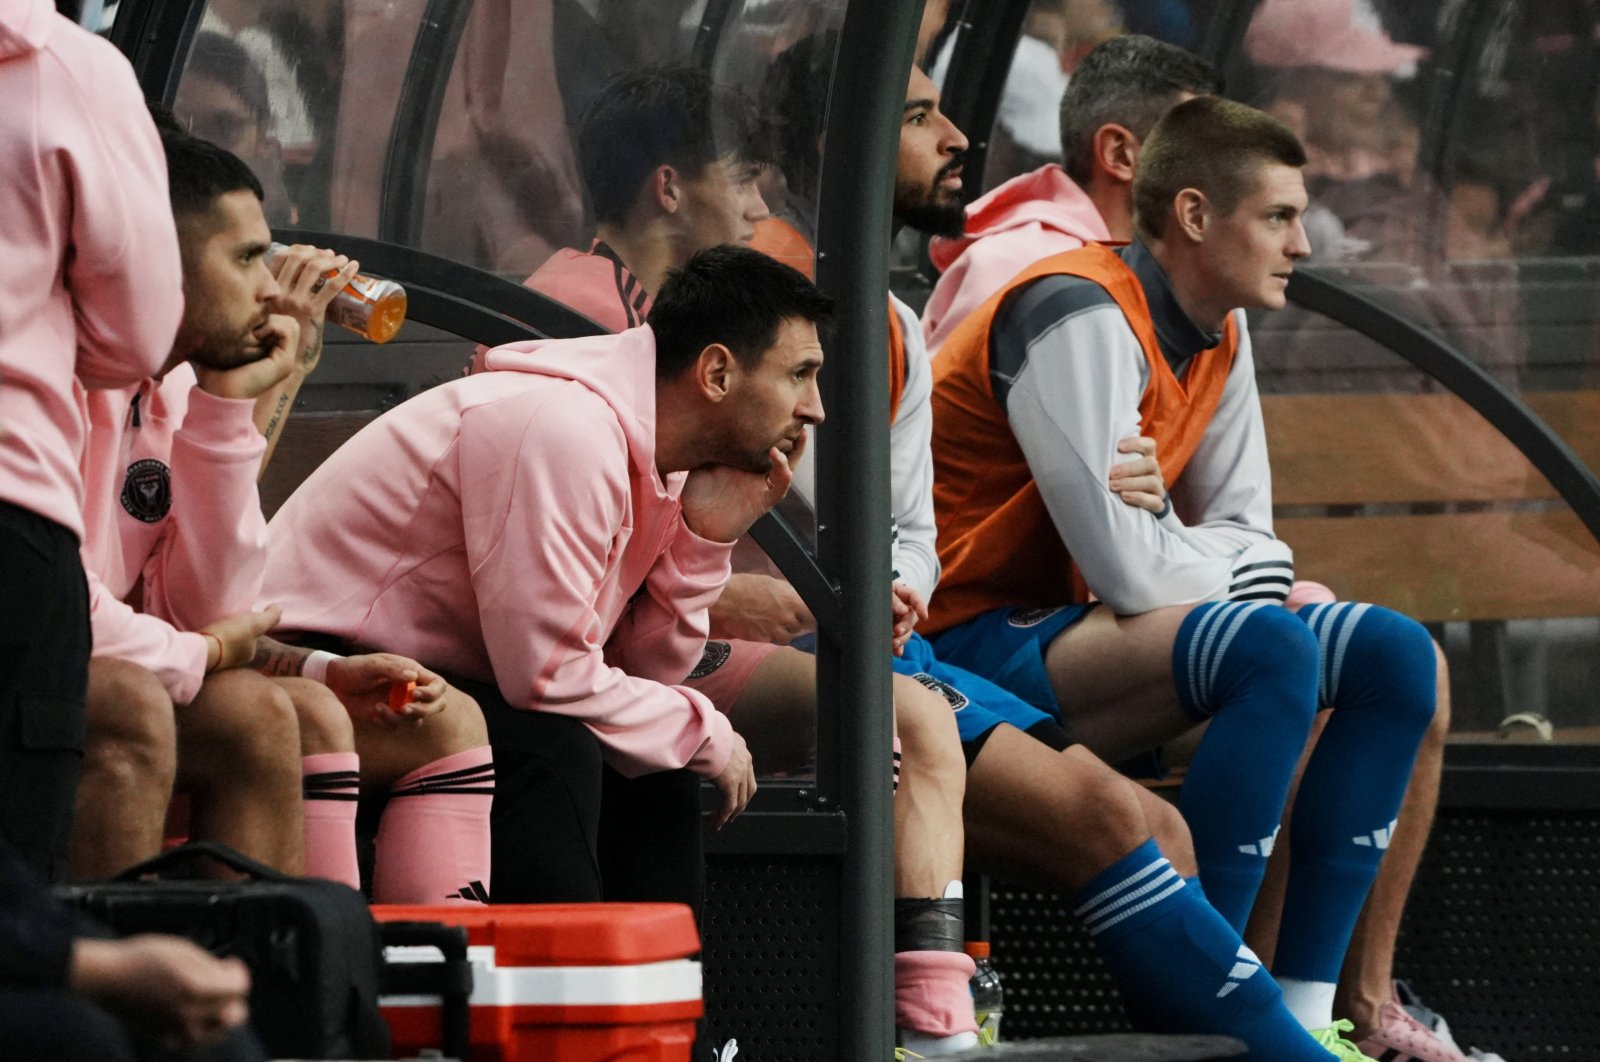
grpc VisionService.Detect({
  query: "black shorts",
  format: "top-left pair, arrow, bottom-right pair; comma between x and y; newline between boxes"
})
0,502 -> 91,879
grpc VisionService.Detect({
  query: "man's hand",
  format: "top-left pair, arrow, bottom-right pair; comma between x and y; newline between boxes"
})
72,935 -> 250,1048
680,431 -> 807,544
1109,435 -> 1167,514
191,313 -> 299,401
201,605 -> 282,672
709,573 -> 816,643
325,652 -> 448,728
267,244 -> 359,374
890,581 -> 928,656
709,731 -> 756,829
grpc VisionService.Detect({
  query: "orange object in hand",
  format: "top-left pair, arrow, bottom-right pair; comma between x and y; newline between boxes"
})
388,680 -> 415,712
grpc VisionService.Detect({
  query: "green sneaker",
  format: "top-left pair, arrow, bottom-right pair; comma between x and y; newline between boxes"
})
1312,1019 -> 1381,1061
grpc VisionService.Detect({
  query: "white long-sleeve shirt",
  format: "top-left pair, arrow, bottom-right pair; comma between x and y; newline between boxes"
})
991,242 -> 1292,615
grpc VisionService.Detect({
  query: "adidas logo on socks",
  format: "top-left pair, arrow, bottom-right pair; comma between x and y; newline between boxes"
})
1353,818 -> 1398,850
1237,826 -> 1281,857
1215,944 -> 1263,999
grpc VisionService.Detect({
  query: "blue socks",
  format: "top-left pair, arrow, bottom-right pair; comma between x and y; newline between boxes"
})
1273,602 -> 1436,982
1171,599 -> 1437,988
1077,842 -> 1338,1061
1171,602 -> 1321,929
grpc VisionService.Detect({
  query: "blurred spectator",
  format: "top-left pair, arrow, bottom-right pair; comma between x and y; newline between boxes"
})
331,0 -> 585,274
0,0 -> 183,879
174,32 -> 295,224
198,0 -> 318,165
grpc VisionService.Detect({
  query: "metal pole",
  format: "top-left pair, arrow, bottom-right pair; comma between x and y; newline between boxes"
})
813,0 -> 923,1058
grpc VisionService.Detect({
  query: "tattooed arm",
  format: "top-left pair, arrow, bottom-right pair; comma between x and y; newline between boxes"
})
250,636 -> 313,677
253,244 -> 358,477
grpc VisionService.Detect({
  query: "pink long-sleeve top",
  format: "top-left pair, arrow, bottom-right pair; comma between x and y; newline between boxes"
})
263,327 -> 735,779
921,163 -> 1108,355
0,0 -> 183,538
79,365 -> 268,704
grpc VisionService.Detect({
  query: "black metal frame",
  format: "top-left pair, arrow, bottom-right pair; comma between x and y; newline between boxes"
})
689,0 -> 743,70
807,4 -> 926,1055
109,0 -> 203,104
936,0 -> 1032,206
376,0 -> 474,245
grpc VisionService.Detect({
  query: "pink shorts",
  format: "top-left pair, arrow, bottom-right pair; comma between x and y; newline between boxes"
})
683,638 -> 784,711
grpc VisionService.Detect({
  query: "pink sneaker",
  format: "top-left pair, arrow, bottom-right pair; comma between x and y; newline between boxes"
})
1356,999 -> 1471,1062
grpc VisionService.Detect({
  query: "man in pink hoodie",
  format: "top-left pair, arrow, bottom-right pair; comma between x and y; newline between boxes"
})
71,128 -> 310,878
71,127 -> 497,904
263,244 -> 825,909
0,0 -> 184,879
920,34 -> 1219,354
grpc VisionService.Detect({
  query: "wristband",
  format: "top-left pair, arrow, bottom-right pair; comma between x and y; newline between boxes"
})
202,632 -> 224,673
302,650 -> 340,684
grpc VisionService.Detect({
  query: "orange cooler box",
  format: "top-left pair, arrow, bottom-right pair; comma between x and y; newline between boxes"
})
374,903 -> 702,1061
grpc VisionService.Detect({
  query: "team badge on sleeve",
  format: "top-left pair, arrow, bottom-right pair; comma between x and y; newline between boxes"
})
120,459 -> 172,523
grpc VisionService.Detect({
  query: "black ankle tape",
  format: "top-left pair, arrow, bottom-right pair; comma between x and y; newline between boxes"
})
893,897 -> 964,953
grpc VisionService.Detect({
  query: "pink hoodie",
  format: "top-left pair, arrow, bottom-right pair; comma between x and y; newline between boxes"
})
79,365 -> 269,704
921,164 -> 1108,354
0,0 -> 183,538
262,327 -> 735,778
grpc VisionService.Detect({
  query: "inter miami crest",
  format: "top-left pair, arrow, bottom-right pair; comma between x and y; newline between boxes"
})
689,640 -> 733,680
1007,606 -> 1065,628
910,672 -> 970,713
120,458 -> 172,523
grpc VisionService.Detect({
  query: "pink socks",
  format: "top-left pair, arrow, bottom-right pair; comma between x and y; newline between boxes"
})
302,752 -> 361,889
894,949 -> 978,1039
373,746 -> 495,904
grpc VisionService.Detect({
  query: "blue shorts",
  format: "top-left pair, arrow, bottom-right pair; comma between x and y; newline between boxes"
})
893,633 -> 1073,761
927,604 -> 1097,721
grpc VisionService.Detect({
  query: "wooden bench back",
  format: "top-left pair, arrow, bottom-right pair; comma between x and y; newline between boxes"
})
1262,390 -> 1600,621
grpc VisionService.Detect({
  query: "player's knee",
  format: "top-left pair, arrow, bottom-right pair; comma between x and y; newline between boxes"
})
890,674 -> 964,779
1215,605 -> 1320,724
1085,779 -> 1153,855
421,689 -> 490,757
203,673 -> 302,786
1345,606 -> 1438,727
1249,603 -> 1322,683
84,660 -> 175,788
287,679 -> 354,754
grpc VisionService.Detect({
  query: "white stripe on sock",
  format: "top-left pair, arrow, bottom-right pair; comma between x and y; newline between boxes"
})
1086,878 -> 1186,936
1081,866 -> 1181,928
1073,857 -> 1172,917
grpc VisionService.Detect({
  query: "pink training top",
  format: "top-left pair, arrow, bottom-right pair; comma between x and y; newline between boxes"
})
79,365 -> 269,704
921,163 -> 1108,355
0,0 -> 183,538
523,240 -> 652,333
263,327 -> 735,779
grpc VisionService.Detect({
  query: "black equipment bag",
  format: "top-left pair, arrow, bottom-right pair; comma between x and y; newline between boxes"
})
54,840 -> 391,1059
